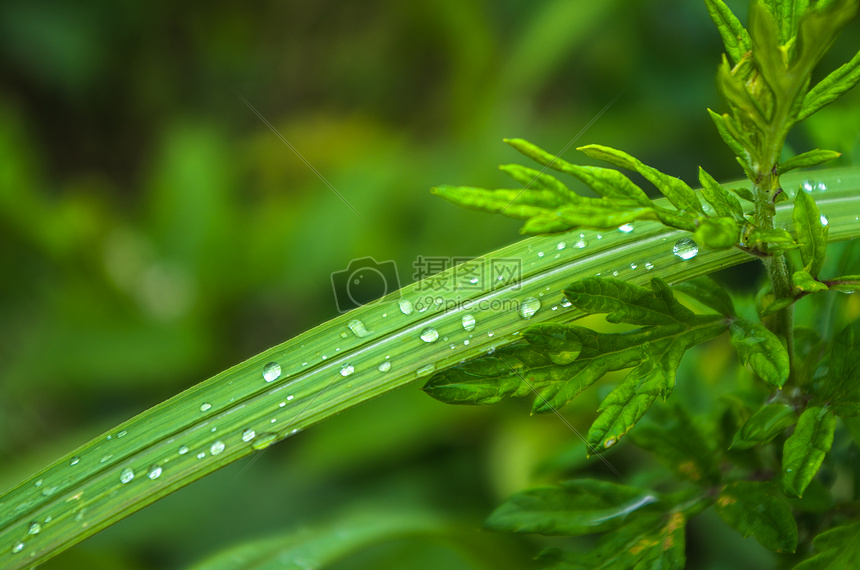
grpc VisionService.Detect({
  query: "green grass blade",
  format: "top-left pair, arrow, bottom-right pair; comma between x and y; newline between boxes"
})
1,167 -> 860,568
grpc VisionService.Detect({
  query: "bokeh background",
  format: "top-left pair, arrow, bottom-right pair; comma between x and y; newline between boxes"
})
1,0 -> 859,568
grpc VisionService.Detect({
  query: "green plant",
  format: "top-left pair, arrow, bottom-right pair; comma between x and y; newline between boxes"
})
1,1 -> 860,568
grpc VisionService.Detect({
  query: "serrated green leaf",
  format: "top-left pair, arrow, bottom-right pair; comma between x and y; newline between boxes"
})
578,145 -> 704,214
715,481 -> 798,553
793,270 -> 829,293
729,319 -> 790,387
824,274 -> 860,292
707,109 -> 753,165
778,149 -> 842,174
565,278 -> 695,326
694,216 -> 740,250
795,0 -> 860,91
800,47 -> 860,121
794,520 -> 860,569
781,406 -> 836,497
699,167 -> 745,219
716,55 -> 767,129
793,189 -> 829,277
536,507 -> 692,570
484,479 -> 659,536
504,138 -> 653,206
673,276 -> 736,316
630,404 -> 721,484
705,0 -> 753,65
817,322 -> 860,416
770,0 -> 811,45
430,185 -> 565,219
425,279 -> 727,448
730,402 -> 798,449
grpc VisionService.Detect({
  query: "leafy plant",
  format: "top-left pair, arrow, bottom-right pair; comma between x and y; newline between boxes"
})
421,0 -> 860,567
2,1 -> 860,569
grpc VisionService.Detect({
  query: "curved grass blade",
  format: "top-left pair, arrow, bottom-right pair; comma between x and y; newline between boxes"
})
1,167 -> 860,568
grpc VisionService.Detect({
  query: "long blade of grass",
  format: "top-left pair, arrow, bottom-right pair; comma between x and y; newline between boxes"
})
1,167 -> 859,568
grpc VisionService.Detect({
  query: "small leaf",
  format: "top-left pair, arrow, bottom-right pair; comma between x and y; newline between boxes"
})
824,274 -> 860,293
817,321 -> 860,417
704,0 -> 753,65
630,404 -> 722,484
761,295 -> 795,317
778,149 -> 842,174
799,48 -> 860,121
794,520 -> 860,569
484,479 -> 659,536
730,402 -> 798,450
793,270 -> 829,293
694,216 -> 740,250
749,2 -> 788,97
698,166 -> 745,219
730,186 -> 756,203
781,406 -> 836,498
707,109 -> 753,165
519,204 -> 659,234
578,145 -> 704,214
745,226 -> 799,249
793,189 -> 829,278
564,277 -> 695,327
729,319 -> 790,387
673,276 -> 736,316
498,164 -> 577,200
715,481 -> 798,553
430,185 -> 566,219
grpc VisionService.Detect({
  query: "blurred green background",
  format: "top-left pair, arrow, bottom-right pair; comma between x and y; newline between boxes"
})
1,0 -> 858,568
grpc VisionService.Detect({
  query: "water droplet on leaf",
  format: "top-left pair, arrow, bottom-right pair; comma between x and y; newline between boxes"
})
120,468 -> 134,484
672,238 -> 699,260
148,465 -> 162,480
348,319 -> 371,337
28,522 -> 40,535
11,542 -> 24,554
618,223 -> 634,233
200,402 -> 212,412
210,441 -> 225,455
519,297 -> 541,319
378,361 -> 391,372
340,364 -> 355,377
242,429 -> 256,442
262,362 -> 281,383
416,364 -> 436,377
398,300 -> 413,314
462,314 -> 476,331
420,328 -> 439,342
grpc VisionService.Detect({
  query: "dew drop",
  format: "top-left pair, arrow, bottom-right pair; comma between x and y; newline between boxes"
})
420,328 -> 439,343
262,362 -> 281,383
340,363 -> 355,377
178,445 -> 189,455
537,251 -> 545,258
28,522 -> 41,535
119,468 -> 134,484
672,238 -> 699,260
596,233 -> 603,240
378,361 -> 391,372
561,299 -> 572,308
416,364 -> 436,377
348,319 -> 371,337
487,331 -> 494,337
519,297 -> 541,319
463,339 -> 470,345
630,263 -> 637,270
461,314 -> 476,331
117,430 -> 127,438
339,331 -> 349,339
286,395 -> 294,401
575,238 -> 588,249
70,456 -> 80,466
147,465 -> 163,480
612,271 -> 619,277
251,433 -> 278,451
279,401 -> 286,407
816,181 -> 827,192
196,452 -> 206,459
200,402 -> 212,412
41,486 -> 57,497
100,455 -> 112,463
11,542 -> 24,554
645,262 -> 654,270
398,300 -> 414,315
820,214 -> 829,226
618,223 -> 634,233
556,241 -> 566,250
603,437 -> 617,449
802,180 -> 813,192
210,441 -> 225,456
242,429 -> 256,442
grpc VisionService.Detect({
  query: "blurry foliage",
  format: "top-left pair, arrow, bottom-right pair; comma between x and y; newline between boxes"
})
0,0 -> 858,568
